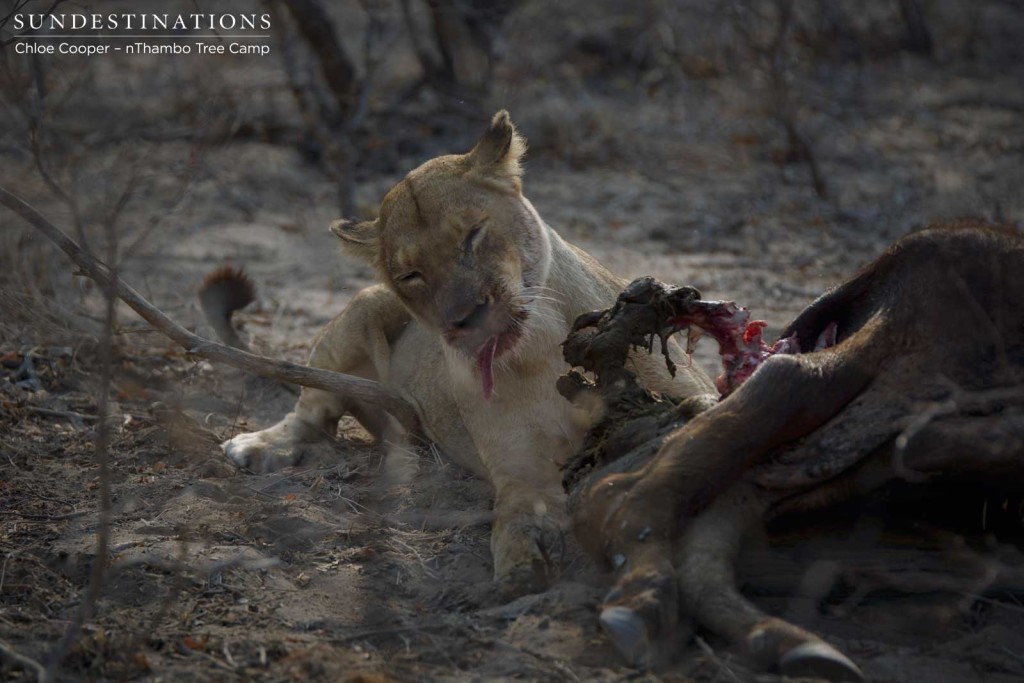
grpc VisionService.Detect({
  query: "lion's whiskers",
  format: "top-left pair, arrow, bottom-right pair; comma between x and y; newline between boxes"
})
520,284 -> 564,301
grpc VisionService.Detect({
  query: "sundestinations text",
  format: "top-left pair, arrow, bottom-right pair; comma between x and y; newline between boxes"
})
12,13 -> 271,31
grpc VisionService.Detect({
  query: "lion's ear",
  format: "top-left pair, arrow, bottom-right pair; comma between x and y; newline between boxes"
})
466,110 -> 526,182
330,218 -> 380,262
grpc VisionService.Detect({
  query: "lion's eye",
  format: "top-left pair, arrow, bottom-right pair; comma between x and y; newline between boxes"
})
465,221 -> 487,251
396,271 -> 422,284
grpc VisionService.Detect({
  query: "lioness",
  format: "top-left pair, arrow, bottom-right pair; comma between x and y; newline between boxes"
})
210,111 -> 714,588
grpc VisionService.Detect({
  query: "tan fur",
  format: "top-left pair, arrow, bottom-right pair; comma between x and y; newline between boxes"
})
222,111 -> 714,587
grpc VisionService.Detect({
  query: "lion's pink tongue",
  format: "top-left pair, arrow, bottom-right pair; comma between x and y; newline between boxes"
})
476,337 -> 499,400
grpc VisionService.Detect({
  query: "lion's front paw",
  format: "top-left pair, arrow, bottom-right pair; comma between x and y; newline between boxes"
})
491,512 -> 567,596
223,415 -> 311,473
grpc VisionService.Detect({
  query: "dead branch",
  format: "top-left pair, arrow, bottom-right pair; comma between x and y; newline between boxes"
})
0,0 -> 70,48
0,509 -> 91,521
0,186 -> 422,435
352,0 -> 401,130
280,0 -> 358,123
898,0 -> 933,55
400,0 -> 442,84
730,0 -> 828,199
29,120 -> 89,252
0,1 -> 34,31
43,219 -> 116,680
399,0 -> 517,100
118,138 -> 203,264
109,552 -> 280,576
0,639 -> 45,683
693,635 -> 749,683
266,0 -> 358,215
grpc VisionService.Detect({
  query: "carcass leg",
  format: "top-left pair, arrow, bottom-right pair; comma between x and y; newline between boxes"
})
582,318 -> 890,668
675,483 -> 864,681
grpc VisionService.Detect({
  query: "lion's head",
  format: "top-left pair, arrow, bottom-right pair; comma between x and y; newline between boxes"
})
330,111 -> 554,399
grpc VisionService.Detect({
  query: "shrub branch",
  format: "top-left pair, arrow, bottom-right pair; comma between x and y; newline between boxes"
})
0,186 -> 421,434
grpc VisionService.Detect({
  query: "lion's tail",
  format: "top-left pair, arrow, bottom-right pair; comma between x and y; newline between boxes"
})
198,265 -> 256,352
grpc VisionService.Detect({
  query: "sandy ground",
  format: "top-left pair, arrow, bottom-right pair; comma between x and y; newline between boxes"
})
1,1 -> 1023,680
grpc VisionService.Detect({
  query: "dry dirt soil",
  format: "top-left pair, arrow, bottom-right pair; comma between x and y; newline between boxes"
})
1,1 -> 1023,681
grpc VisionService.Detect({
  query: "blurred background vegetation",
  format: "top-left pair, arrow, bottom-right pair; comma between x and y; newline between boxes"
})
2,0 -> 1022,386
2,0 -> 1021,360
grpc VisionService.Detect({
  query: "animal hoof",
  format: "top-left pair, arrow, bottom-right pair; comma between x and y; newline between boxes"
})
599,606 -> 650,668
779,641 -> 864,682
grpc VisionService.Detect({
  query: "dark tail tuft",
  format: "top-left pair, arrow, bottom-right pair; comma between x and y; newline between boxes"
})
198,265 -> 256,351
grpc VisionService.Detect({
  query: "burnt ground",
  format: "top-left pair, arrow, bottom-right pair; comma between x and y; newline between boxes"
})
1,0 -> 1024,681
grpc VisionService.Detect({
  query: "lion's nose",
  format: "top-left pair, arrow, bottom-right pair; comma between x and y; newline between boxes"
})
451,300 -> 490,331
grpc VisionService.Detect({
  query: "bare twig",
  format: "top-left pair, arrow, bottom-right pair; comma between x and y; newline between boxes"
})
352,0 -> 401,130
0,639 -> 45,683
474,634 -> 582,682
280,0 -> 357,122
0,186 -> 422,434
0,510 -> 91,521
0,1 -> 35,31
106,124 -> 209,265
898,0 -> 933,55
23,406 -> 99,422
694,635 -> 748,683
109,552 -> 280,576
329,620 -> 460,645
935,96 -> 1024,114
266,0 -> 357,215
29,121 -> 89,252
43,155 -> 119,680
400,0 -> 442,84
0,0 -> 70,48
424,0 -> 490,94
730,0 -> 827,199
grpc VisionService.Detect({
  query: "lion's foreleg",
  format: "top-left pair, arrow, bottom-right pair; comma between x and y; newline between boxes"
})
483,447 -> 568,591
224,286 -> 407,472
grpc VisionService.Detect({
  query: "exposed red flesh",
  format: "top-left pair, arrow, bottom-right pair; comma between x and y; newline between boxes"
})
667,301 -> 809,397
476,337 -> 499,401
